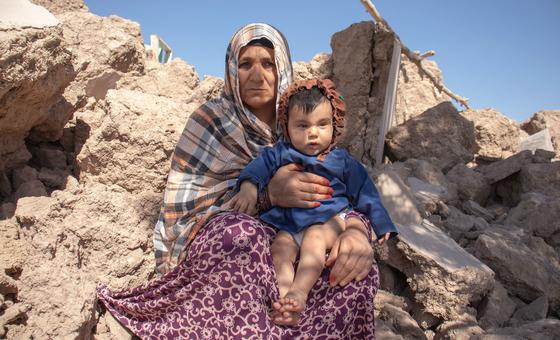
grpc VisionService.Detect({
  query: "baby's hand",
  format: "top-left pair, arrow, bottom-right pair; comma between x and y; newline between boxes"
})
230,181 -> 258,215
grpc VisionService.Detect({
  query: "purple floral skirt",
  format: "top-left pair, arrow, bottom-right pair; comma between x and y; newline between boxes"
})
97,212 -> 379,339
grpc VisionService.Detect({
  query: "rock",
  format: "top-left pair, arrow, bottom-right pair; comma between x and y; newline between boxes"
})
462,108 -> 524,160
462,200 -> 495,222
0,272 -> 18,295
386,102 -> 477,171
54,10 -> 145,113
477,281 -> 516,330
0,22 -> 75,172
104,310 -> 133,340
332,21 -> 377,164
33,146 -> 68,169
378,303 -> 427,339
406,177 -> 446,214
37,168 -> 69,188
504,193 -> 560,240
435,312 -> 484,340
0,203 -> 16,219
11,165 -> 39,190
117,58 -> 199,101
30,0 -> 89,15
519,162 -> 560,197
0,172 -> 13,198
0,0 -> 59,29
475,318 -> 560,339
75,89 -> 191,193
376,171 -> 495,320
518,128 -> 555,155
14,180 -> 48,200
533,148 -> 556,163
481,150 -> 533,184
474,225 -> 560,314
446,164 -> 490,205
14,196 -> 56,227
511,295 -> 549,325
293,53 -> 333,81
444,206 -> 478,240
395,54 -> 451,126
521,110 -> 560,156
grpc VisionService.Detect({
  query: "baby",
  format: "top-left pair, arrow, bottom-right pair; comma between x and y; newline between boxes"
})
230,79 -> 397,325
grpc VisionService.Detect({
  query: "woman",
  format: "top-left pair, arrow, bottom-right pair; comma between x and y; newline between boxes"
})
97,23 -> 379,339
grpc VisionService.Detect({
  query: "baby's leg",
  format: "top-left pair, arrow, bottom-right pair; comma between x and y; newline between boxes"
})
274,216 -> 344,326
270,231 -> 298,299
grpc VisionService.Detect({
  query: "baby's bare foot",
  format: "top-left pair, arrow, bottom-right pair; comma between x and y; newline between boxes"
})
271,290 -> 307,326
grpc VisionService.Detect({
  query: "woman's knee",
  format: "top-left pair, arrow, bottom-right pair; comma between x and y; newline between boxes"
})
211,212 -> 271,252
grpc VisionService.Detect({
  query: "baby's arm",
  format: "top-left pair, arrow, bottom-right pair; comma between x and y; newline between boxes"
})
343,155 -> 398,244
230,181 -> 258,215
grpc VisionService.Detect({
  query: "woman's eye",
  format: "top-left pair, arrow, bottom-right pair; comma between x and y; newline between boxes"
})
263,61 -> 275,68
239,62 -> 251,69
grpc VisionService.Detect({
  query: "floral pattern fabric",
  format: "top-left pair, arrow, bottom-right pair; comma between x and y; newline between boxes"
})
97,212 -> 379,339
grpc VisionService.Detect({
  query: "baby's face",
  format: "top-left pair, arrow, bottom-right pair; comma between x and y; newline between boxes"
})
287,101 -> 333,156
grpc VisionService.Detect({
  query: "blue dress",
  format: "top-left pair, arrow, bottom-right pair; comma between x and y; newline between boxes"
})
237,142 -> 397,238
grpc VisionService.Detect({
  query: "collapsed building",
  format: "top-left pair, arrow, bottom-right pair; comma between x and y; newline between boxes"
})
1,0 -> 559,338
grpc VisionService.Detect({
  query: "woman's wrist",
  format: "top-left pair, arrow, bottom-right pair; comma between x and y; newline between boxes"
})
257,186 -> 272,213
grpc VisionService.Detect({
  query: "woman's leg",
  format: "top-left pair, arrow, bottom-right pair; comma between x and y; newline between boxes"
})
97,211 -> 379,339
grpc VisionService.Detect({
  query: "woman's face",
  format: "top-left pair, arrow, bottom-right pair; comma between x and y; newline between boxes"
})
238,45 -> 278,121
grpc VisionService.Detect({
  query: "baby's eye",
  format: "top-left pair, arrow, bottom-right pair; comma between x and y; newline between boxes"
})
298,124 -> 308,128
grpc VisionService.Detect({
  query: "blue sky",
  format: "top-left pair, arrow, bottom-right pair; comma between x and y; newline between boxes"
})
85,1 -> 559,122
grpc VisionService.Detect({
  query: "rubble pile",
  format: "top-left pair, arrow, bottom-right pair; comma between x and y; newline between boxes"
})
0,2 -> 558,339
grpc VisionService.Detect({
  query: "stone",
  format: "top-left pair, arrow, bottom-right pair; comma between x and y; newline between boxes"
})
0,203 -> 16,220
293,53 -> 333,81
521,110 -> 560,156
117,58 -> 199,102
462,200 -> 495,222
533,148 -> 556,163
75,89 -> 193,193
376,171 -> 495,320
0,23 -> 75,172
519,162 -> 560,197
444,206 -> 477,240
395,54 -> 451,126
378,303 -> 427,339
30,0 -> 89,15
446,164 -> 490,205
332,21 -> 377,164
462,108 -> 524,160
481,150 -> 533,184
518,128 -> 555,154
477,281 -> 516,330
33,147 -> 68,169
11,165 -> 39,190
14,180 -> 48,200
504,193 -> 560,240
0,172 -> 12,198
37,168 -> 68,188
406,177 -> 445,214
0,0 -> 59,29
385,102 -> 477,171
475,318 -> 560,339
436,313 -> 484,340
511,295 -> 549,324
14,196 -> 56,227
474,225 -> 560,314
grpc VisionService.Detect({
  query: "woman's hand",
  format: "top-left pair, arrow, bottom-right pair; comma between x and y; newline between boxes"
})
325,219 -> 374,287
268,163 -> 333,208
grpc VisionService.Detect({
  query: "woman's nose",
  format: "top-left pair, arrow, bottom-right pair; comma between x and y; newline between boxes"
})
248,64 -> 264,82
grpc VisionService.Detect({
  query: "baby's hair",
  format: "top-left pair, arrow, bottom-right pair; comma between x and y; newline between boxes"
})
287,87 -> 329,115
